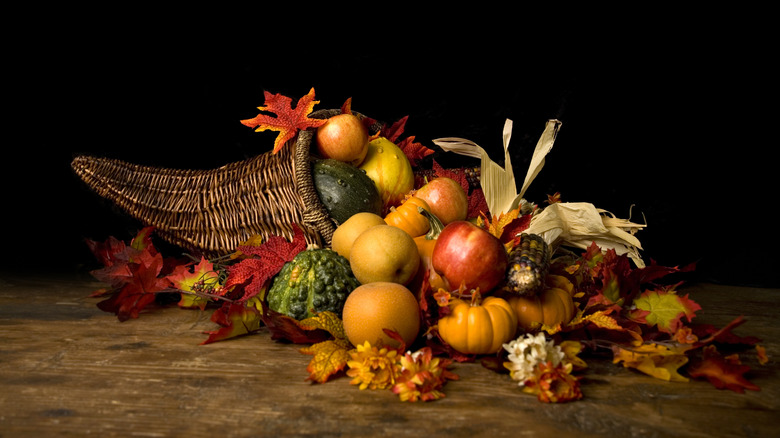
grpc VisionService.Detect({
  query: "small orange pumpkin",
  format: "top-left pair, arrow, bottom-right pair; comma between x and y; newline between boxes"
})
384,196 -> 431,238
505,275 -> 576,331
437,291 -> 518,355
409,207 -> 448,295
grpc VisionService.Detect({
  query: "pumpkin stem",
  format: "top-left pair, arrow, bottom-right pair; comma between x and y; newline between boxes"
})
418,207 -> 445,240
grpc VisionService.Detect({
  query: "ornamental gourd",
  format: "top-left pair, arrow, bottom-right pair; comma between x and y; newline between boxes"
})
312,158 -> 383,225
505,275 -> 577,331
384,196 -> 431,238
437,291 -> 518,355
266,249 -> 360,320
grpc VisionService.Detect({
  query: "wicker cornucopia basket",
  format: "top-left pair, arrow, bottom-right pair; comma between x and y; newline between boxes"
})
71,109 -> 384,258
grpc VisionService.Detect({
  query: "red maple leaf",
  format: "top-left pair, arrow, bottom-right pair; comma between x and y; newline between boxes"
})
688,345 -> 760,393
691,315 -> 762,348
259,304 -> 331,344
382,115 -> 409,143
240,88 -> 327,154
96,249 -> 172,321
223,224 -> 307,301
467,187 -> 490,219
398,135 -> 435,168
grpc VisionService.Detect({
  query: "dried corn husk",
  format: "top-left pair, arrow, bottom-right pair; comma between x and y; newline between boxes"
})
522,202 -> 647,268
433,119 -> 561,216
432,118 -> 646,267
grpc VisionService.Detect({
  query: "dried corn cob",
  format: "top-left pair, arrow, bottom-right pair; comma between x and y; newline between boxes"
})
414,167 -> 481,190
505,233 -> 550,296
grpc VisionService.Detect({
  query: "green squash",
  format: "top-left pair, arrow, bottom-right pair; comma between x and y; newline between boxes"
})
312,159 -> 383,225
266,249 -> 360,320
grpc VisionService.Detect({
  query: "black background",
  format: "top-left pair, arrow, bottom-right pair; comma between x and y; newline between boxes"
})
4,18 -> 776,287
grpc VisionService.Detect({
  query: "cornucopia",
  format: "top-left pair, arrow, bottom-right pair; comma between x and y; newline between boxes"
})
71,88 -> 765,403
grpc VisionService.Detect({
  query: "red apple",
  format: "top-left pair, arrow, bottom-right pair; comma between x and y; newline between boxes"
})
315,113 -> 369,166
414,177 -> 468,225
432,220 -> 508,294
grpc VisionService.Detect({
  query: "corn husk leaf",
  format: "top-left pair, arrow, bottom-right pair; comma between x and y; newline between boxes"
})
523,202 -> 647,267
433,119 -> 562,216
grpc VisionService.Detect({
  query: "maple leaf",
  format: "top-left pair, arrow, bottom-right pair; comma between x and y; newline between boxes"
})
691,315 -> 762,348
229,234 -> 264,260
629,286 -> 701,334
201,297 -> 263,345
612,343 -> 690,382
96,249 -> 172,322
240,88 -> 327,154
300,338 -> 352,383
398,135 -> 435,168
687,345 -> 760,393
223,224 -> 307,302
479,208 -> 531,245
466,187 -> 490,219
167,257 -> 219,310
259,304 -> 332,345
431,160 -> 471,195
381,115 -> 409,143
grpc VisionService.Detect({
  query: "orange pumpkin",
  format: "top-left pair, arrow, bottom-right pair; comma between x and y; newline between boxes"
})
384,196 -> 431,238
505,275 -> 576,331
437,292 -> 518,355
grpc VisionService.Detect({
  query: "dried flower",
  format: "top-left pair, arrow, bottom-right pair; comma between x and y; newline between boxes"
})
522,360 -> 583,403
346,341 -> 401,390
503,332 -> 564,385
392,347 -> 458,402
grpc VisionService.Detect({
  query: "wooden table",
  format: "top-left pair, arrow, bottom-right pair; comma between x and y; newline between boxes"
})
1,272 -> 777,437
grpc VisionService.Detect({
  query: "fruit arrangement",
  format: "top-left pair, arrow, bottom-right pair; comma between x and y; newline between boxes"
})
81,90 -> 767,404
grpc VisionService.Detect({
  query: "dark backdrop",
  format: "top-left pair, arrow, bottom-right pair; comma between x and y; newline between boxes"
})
5,26 -> 775,287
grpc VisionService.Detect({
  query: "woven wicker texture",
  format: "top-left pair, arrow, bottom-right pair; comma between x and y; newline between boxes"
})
71,109 -> 362,257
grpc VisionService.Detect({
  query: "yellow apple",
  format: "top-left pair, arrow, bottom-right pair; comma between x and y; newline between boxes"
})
349,224 -> 420,285
315,113 -> 369,166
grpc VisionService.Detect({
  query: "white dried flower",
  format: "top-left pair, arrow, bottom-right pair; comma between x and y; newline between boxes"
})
503,332 -> 564,386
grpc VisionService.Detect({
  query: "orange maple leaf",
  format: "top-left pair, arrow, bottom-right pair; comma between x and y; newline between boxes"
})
240,88 -> 327,154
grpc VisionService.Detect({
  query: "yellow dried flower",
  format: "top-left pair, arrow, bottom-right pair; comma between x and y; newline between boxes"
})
346,341 -> 401,390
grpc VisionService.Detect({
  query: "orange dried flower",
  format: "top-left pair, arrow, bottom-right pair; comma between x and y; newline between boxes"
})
392,347 -> 458,402
522,361 -> 583,403
346,341 -> 401,390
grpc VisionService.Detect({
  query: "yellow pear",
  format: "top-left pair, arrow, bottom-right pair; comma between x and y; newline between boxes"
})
349,224 -> 420,285
331,212 -> 387,261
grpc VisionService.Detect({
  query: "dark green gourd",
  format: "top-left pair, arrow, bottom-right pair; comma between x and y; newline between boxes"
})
312,159 -> 383,225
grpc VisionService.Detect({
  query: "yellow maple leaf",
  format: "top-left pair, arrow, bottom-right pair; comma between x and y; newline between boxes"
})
300,338 -> 352,383
298,311 -> 347,340
612,343 -> 689,382
481,208 -> 520,240
297,311 -> 352,383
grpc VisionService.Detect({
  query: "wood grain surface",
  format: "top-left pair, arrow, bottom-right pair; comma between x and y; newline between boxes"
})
1,273 -> 777,438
